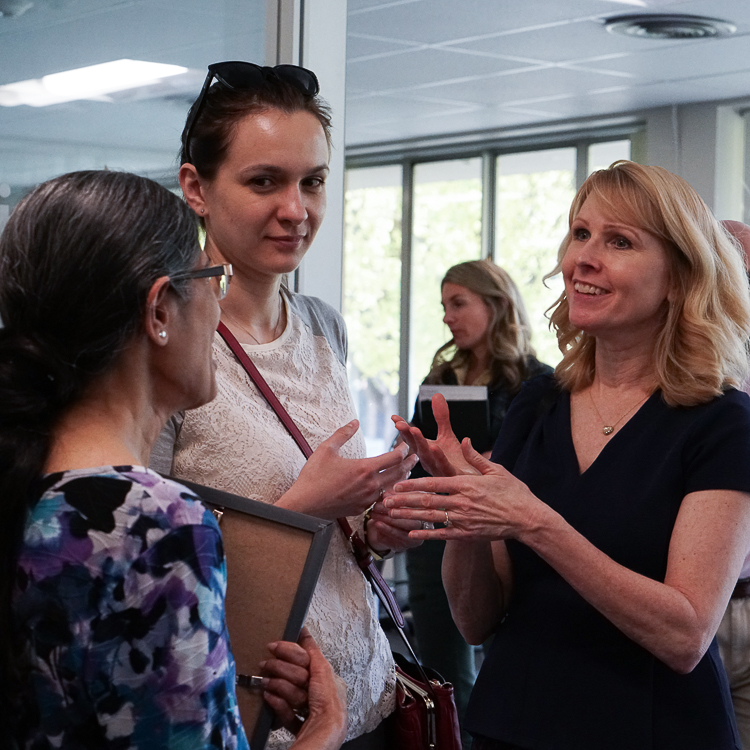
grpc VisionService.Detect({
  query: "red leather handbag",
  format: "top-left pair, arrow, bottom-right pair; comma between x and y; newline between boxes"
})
391,651 -> 462,750
218,322 -> 463,750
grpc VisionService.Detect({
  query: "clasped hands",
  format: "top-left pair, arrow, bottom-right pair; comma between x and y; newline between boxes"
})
384,393 -> 539,542
259,626 -> 348,746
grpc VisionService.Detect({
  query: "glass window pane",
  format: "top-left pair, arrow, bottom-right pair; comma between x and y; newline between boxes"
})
588,139 -> 631,174
343,165 -> 402,456
409,158 -> 483,408
494,148 -> 576,369
0,0 -> 266,230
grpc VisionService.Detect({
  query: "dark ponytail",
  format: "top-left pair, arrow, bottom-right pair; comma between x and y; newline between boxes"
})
0,170 -> 201,731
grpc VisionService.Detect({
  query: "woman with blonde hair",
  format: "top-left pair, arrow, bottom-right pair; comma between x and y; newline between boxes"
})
405,259 -> 551,746
388,161 -> 750,749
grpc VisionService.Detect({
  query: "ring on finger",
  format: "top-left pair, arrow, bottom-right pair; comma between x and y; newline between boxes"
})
444,509 -> 452,527
421,521 -> 434,530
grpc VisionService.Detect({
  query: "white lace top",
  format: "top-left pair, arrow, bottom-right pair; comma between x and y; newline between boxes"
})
156,291 -> 396,747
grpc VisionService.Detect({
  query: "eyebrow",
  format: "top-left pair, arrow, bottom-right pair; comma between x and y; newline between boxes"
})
602,222 -> 640,233
240,163 -> 330,176
574,218 -> 641,234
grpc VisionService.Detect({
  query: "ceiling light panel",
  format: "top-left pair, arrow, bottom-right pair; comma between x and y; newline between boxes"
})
0,59 -> 188,107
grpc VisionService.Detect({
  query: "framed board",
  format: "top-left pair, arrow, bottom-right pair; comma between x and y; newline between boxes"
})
418,384 -> 490,450
171,477 -> 333,750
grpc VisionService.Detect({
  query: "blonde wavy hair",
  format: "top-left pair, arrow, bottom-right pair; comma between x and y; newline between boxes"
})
426,259 -> 537,393
548,160 -> 750,407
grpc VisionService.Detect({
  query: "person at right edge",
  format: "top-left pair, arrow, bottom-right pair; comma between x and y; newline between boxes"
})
388,161 -> 750,749
719,219 -> 750,749
405,259 -> 551,747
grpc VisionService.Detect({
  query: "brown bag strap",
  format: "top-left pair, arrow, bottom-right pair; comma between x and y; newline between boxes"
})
216,321 -> 407,630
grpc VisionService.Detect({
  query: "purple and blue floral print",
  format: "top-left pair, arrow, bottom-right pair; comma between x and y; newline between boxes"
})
13,466 -> 249,750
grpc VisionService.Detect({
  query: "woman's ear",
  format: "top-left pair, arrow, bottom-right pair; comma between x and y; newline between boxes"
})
179,163 -> 207,217
144,276 -> 173,345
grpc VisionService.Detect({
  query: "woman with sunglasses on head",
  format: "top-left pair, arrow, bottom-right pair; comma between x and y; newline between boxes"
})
150,62 -> 418,750
1,170 -> 347,750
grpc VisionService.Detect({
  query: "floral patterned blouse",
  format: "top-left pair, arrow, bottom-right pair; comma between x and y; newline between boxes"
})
12,466 -> 249,750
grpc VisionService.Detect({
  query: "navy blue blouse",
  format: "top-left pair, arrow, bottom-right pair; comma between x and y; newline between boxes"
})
465,374 -> 750,750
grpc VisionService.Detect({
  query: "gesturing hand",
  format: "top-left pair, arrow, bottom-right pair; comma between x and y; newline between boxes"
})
391,393 -> 477,478
280,419 -> 418,520
384,438 -> 542,542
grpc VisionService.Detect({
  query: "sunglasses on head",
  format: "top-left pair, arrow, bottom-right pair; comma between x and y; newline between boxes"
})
181,61 -> 320,164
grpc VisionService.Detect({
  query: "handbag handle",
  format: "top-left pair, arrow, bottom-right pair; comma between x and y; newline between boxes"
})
216,322 -> 416,636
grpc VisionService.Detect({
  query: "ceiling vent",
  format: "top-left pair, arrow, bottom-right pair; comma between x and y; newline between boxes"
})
604,13 -> 736,40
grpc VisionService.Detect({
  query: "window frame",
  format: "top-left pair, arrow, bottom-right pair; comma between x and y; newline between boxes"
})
344,125 -> 642,433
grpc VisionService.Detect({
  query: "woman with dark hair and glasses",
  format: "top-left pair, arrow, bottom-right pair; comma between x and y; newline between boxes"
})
1,170 -> 347,749
150,63 -> 418,750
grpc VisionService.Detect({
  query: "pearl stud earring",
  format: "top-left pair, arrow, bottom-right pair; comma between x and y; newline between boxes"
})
158,331 -> 167,339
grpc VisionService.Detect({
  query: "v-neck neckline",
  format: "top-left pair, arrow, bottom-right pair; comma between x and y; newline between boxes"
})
564,389 -> 660,477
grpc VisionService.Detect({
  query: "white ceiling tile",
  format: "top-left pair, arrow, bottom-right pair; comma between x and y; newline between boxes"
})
406,65 -> 636,108
347,0 -> 617,46
346,93 -> 481,126
441,17 -> 687,64
347,33 -> 423,61
347,47 -> 541,93
582,32 -> 750,82
344,0 -> 750,146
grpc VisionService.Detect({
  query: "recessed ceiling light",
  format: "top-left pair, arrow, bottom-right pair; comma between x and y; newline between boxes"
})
605,13 -> 736,40
0,59 -> 189,107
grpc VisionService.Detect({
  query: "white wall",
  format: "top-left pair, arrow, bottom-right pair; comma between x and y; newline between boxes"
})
644,99 -> 747,220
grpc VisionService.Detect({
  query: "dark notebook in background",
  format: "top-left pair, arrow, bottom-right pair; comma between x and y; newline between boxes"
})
418,384 -> 490,448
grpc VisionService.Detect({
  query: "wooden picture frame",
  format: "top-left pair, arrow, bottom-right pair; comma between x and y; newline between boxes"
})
172,478 -> 333,750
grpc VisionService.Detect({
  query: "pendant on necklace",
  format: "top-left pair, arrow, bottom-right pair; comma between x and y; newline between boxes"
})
602,426 -> 614,436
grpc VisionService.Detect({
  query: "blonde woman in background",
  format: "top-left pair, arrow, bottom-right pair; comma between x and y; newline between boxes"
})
405,260 -> 552,747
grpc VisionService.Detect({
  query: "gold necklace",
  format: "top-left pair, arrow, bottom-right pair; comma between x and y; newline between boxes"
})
222,296 -> 284,345
588,388 -> 649,436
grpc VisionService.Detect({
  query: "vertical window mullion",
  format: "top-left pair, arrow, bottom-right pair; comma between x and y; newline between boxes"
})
575,141 -> 588,189
398,160 -> 414,419
481,150 -> 496,261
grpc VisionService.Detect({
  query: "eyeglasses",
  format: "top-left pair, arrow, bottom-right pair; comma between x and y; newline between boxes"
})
171,263 -> 233,300
181,61 -> 320,164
